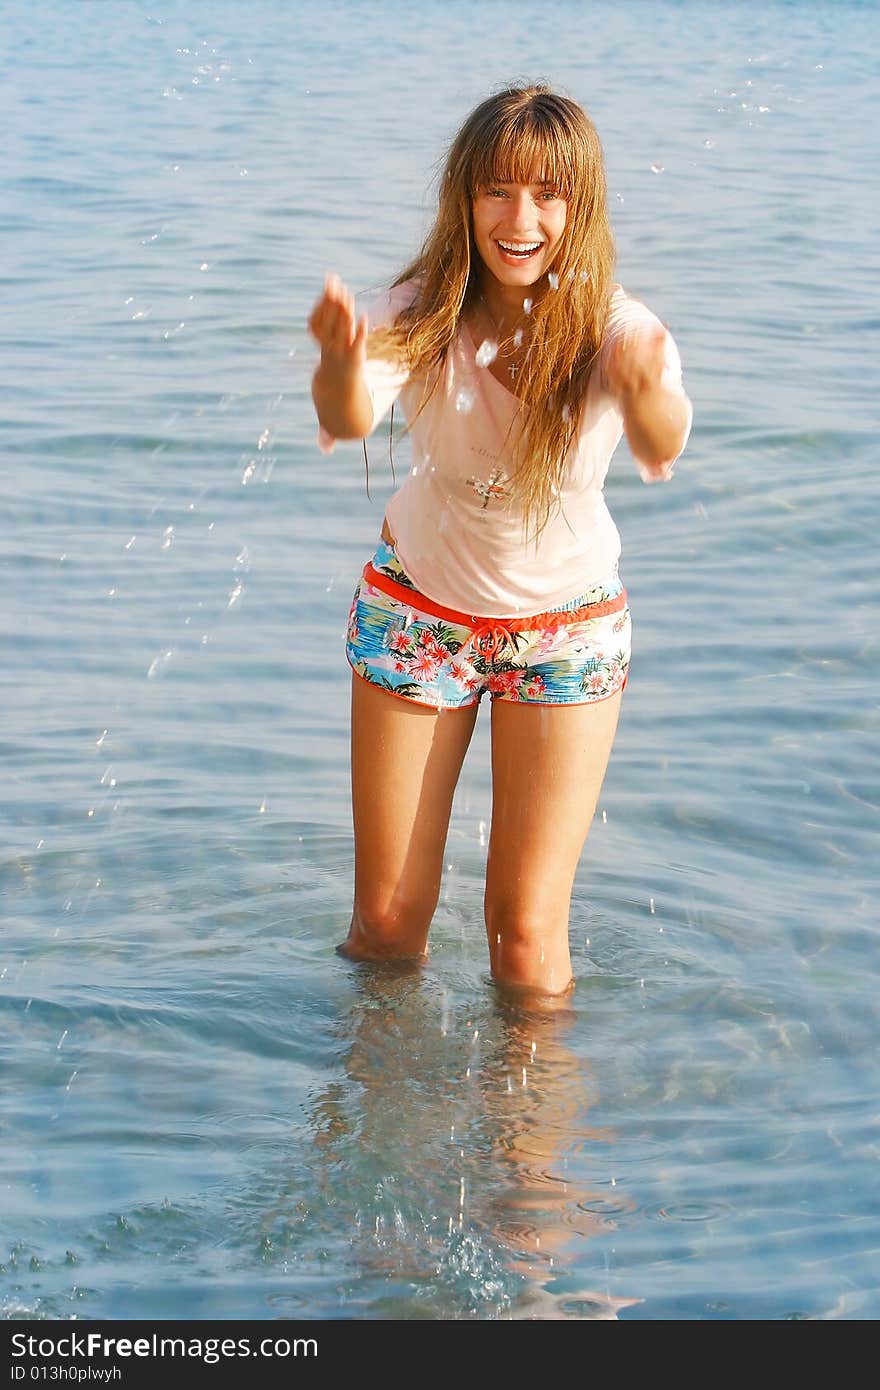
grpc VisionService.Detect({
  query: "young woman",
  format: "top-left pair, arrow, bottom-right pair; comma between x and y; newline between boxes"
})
309,85 -> 692,997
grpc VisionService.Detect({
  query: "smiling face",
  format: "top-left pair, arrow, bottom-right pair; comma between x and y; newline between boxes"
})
472,179 -> 568,291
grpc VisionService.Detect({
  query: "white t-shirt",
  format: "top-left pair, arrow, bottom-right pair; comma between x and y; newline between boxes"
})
319,279 -> 692,618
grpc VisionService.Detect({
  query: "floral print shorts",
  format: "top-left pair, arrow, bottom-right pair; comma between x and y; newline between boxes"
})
346,539 -> 631,709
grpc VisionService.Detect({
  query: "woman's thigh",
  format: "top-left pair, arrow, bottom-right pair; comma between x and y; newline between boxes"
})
346,673 -> 479,956
484,691 -> 623,990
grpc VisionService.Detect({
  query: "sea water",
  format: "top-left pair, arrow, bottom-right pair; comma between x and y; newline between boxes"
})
1,0 -> 878,1319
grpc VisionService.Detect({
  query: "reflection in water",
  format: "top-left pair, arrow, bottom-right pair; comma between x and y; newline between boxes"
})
307,966 -> 640,1318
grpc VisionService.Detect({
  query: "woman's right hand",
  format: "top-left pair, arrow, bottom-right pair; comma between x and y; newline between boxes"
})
309,273 -> 374,441
308,272 -> 368,376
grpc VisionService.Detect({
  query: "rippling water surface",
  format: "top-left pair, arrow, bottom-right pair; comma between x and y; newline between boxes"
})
2,0 -> 878,1320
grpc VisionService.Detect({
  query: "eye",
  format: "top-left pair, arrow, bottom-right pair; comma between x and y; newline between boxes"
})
486,187 -> 508,198
540,189 -> 562,201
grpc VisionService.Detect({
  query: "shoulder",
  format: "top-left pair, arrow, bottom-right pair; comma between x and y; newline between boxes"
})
603,284 -> 665,340
366,276 -> 421,332
598,285 -> 688,397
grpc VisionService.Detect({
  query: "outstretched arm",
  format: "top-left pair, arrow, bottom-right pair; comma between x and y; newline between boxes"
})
604,326 -> 692,475
309,273 -> 373,439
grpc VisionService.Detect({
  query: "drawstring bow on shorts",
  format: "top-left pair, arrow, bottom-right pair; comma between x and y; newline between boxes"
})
465,621 -> 514,664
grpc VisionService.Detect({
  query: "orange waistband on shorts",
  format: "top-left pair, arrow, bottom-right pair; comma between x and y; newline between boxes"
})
362,562 -> 627,632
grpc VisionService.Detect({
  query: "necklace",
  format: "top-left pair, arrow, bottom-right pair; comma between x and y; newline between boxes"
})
477,295 -> 528,382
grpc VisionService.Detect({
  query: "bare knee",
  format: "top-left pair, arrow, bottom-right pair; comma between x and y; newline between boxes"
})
485,903 -> 573,997
339,893 -> 435,962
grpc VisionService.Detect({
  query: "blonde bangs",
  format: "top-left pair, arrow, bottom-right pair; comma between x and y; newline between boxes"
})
469,113 -> 577,200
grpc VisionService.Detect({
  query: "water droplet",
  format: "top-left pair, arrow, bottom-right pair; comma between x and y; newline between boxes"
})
513,327 -> 524,348
703,139 -> 716,149
124,536 -> 136,551
57,1030 -> 68,1050
475,338 -> 498,368
650,163 -> 665,174
548,271 -> 559,290
579,269 -> 590,283
160,526 -> 174,550
241,459 -> 257,485
257,427 -> 272,450
601,809 -> 607,823
259,798 -> 266,814
227,580 -> 243,608
200,262 -> 209,271
522,297 -> 533,314
439,995 -> 453,1039
455,388 -> 475,414
649,897 -> 655,914
147,649 -> 174,679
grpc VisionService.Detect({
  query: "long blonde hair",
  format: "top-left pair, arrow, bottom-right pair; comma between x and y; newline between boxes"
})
370,84 -> 615,534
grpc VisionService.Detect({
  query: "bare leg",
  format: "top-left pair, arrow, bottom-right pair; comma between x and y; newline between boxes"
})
341,674 -> 479,962
484,691 -> 623,996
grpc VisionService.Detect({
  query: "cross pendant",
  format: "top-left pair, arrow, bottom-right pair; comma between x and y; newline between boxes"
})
508,362 -> 518,380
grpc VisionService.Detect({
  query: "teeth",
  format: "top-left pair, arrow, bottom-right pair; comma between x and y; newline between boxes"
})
498,240 -> 542,252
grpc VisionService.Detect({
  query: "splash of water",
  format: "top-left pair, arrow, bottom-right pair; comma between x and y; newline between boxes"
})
475,339 -> 498,368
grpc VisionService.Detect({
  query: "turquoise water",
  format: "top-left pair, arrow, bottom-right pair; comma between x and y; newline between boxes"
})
2,0 -> 878,1319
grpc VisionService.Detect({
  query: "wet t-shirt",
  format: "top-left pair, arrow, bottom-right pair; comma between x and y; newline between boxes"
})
319,279 -> 692,618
